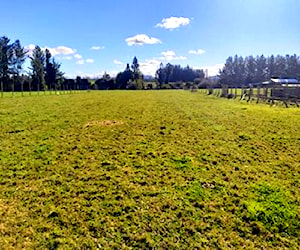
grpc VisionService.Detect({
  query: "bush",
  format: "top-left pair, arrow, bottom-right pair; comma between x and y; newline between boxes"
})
161,84 -> 171,89
127,79 -> 144,90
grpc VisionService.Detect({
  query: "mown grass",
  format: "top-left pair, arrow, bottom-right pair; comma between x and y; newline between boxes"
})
0,91 -> 299,249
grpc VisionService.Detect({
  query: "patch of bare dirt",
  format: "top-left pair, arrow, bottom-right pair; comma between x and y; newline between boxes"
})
84,120 -> 123,128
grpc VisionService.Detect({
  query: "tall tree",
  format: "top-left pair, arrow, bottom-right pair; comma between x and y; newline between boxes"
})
266,55 -> 276,79
45,49 -> 55,89
244,56 -> 256,83
255,55 -> 267,82
285,54 -> 299,78
8,40 -> 28,91
131,56 -> 143,89
115,63 -> 133,89
45,49 -> 64,90
30,46 -> 45,90
274,55 -> 286,78
0,36 -> 11,91
155,63 -> 165,88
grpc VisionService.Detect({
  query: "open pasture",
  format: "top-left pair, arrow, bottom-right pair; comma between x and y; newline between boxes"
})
0,91 -> 299,249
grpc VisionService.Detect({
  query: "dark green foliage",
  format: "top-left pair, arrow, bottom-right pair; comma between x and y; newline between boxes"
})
94,72 -> 114,90
219,54 -> 300,86
45,49 -> 64,90
30,45 -> 46,90
115,63 -> 134,89
155,63 -> 205,87
8,40 -> 27,77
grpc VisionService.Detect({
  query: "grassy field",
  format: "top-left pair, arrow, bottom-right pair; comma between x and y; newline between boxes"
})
0,91 -> 299,249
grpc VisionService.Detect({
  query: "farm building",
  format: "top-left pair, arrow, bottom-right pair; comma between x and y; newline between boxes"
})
259,78 -> 300,106
262,78 -> 300,87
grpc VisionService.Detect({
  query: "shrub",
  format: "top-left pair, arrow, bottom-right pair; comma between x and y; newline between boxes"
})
161,84 -> 172,89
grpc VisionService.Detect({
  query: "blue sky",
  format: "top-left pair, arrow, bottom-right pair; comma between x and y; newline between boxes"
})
1,0 -> 300,78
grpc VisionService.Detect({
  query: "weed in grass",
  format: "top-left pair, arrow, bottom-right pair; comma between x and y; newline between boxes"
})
244,183 -> 300,236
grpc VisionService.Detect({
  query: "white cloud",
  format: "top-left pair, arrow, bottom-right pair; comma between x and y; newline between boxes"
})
161,50 -> 176,58
160,50 -> 187,61
57,56 -> 73,60
156,17 -> 190,30
189,49 -> 206,55
26,44 -> 77,57
46,46 -> 76,56
74,54 -> 83,59
194,64 -> 224,77
114,60 -> 123,65
86,59 -> 94,63
76,59 -> 84,65
140,59 -> 161,76
126,34 -> 161,46
66,70 -> 119,79
90,46 -> 104,50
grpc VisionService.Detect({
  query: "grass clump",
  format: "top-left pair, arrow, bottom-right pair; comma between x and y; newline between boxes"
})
244,183 -> 300,236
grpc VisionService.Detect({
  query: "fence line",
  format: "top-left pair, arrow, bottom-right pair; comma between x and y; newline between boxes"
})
0,89 -> 90,98
199,85 -> 300,107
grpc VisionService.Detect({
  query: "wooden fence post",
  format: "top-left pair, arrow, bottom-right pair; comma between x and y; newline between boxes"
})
257,86 -> 261,103
21,81 -> 24,97
1,80 -> 3,98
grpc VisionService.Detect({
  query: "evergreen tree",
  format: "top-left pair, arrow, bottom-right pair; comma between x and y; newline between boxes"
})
155,63 -> 165,88
115,63 -> 133,89
266,55 -> 276,79
45,49 -> 64,90
274,55 -> 286,78
30,46 -> 45,90
0,36 -> 11,90
255,55 -> 267,82
131,56 -> 143,89
8,39 -> 27,92
8,40 -> 27,77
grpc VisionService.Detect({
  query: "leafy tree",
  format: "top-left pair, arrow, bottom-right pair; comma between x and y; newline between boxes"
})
115,63 -> 133,89
155,63 -> 204,86
30,46 -> 45,90
95,72 -> 114,90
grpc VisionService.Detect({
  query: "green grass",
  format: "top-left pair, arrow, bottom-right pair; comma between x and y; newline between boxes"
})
0,90 -> 299,249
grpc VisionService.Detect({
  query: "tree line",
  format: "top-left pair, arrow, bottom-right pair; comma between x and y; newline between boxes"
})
156,63 -> 205,89
0,36 -> 68,92
219,54 -> 300,86
94,58 -> 205,90
1,35 -> 206,92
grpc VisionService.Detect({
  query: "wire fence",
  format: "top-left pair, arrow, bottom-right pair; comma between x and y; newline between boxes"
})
0,89 -> 90,98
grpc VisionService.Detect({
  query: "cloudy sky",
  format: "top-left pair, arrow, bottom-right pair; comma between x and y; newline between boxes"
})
2,0 -> 300,78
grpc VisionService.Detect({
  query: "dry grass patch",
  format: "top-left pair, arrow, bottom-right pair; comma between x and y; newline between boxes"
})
84,120 -> 124,128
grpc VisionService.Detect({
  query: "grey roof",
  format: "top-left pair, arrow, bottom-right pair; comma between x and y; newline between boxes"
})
270,78 -> 299,84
